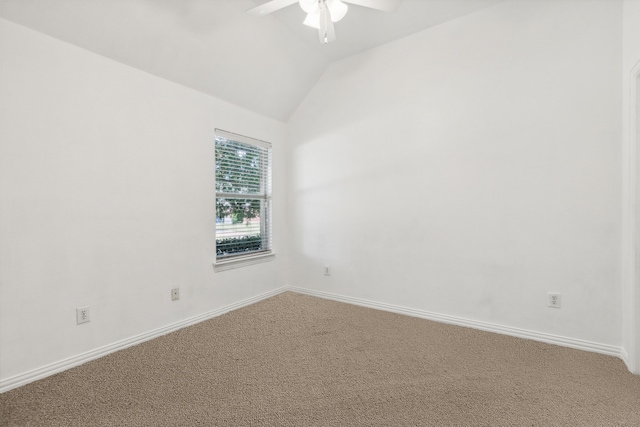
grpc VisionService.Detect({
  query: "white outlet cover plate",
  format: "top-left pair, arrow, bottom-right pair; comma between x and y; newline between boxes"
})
76,306 -> 90,324
548,293 -> 561,308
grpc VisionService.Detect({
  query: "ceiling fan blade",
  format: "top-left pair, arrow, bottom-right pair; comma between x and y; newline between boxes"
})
318,4 -> 336,44
246,0 -> 298,16
342,0 -> 401,13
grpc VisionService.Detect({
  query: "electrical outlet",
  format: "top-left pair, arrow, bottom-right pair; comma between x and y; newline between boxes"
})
171,288 -> 180,301
324,266 -> 330,276
76,306 -> 90,324
548,293 -> 561,309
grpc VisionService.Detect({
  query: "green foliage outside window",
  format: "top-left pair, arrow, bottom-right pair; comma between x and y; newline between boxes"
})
215,138 -> 262,225
216,235 -> 262,256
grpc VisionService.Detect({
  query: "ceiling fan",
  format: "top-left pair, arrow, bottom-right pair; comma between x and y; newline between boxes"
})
247,0 -> 402,44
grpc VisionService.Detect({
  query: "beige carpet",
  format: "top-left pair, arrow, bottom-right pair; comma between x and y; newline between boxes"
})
2,291 -> 640,426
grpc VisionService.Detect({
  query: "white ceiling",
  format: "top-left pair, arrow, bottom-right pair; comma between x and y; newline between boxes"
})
0,0 -> 504,122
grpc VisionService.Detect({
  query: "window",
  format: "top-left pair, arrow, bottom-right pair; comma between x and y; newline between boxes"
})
214,130 -> 272,268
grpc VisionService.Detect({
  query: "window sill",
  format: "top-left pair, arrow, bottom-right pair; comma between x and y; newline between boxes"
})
213,252 -> 276,272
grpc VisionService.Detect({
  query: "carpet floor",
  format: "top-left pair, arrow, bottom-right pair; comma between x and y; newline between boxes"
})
1,291 -> 640,426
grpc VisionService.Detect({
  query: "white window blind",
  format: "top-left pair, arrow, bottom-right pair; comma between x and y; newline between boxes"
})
215,130 -> 272,260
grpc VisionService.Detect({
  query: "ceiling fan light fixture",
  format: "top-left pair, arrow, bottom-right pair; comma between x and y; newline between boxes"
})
302,0 -> 348,29
250,0 -> 398,44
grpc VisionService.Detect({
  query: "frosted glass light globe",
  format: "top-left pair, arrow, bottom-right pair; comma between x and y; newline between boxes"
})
299,0 -> 318,14
327,0 -> 348,22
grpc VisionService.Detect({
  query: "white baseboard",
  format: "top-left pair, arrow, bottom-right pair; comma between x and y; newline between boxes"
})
1,285 -> 631,393
0,286 -> 289,394
620,348 -> 631,370
287,286 -> 625,361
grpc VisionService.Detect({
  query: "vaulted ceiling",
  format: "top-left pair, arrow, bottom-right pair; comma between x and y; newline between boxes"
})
0,0 -> 504,122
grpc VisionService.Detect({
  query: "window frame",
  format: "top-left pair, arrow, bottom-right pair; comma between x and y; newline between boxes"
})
213,129 -> 274,272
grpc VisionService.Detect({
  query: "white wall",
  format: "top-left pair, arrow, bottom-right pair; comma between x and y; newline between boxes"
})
0,19 -> 288,384
288,0 -> 622,346
621,0 -> 640,372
